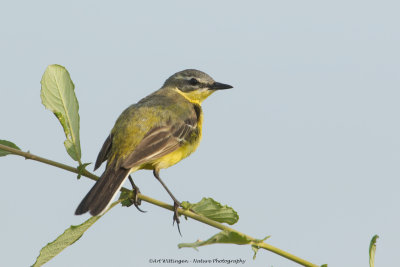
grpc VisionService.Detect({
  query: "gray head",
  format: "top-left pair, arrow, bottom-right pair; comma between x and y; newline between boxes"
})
163,69 -> 233,93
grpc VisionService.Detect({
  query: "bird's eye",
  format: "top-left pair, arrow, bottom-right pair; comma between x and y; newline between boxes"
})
189,78 -> 199,86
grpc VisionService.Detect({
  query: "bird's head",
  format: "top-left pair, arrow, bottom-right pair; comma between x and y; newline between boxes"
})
163,69 -> 233,104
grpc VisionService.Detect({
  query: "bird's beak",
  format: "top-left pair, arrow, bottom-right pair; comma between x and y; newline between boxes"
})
210,82 -> 233,90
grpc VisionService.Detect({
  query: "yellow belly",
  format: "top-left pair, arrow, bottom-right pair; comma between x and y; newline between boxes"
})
154,136 -> 201,169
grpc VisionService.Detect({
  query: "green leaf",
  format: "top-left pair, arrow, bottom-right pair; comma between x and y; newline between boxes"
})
32,201 -> 119,267
0,140 -> 21,157
119,190 -> 134,207
251,245 -> 259,260
40,64 -> 81,163
320,264 -> 328,267
181,197 -> 239,225
178,230 -> 251,249
32,216 -> 101,267
76,162 -> 91,179
369,234 -> 379,267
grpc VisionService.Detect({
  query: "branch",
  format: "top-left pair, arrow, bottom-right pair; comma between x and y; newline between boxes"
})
0,143 -> 320,267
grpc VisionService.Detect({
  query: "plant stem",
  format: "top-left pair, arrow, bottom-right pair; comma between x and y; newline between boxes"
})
0,143 -> 320,267
0,144 -> 98,181
141,194 -> 318,267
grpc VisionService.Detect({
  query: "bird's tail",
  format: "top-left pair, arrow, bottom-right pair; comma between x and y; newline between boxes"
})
75,165 -> 130,216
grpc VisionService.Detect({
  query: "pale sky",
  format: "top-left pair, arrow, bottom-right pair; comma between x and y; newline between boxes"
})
1,1 -> 399,266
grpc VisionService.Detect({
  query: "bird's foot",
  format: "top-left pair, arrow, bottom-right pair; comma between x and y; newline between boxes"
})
172,200 -> 182,236
128,175 -> 146,213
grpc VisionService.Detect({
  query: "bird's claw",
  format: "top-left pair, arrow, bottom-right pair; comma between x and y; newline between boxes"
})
128,175 -> 146,213
131,189 -> 146,213
172,201 -> 182,236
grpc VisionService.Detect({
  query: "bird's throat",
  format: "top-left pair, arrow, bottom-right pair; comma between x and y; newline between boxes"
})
174,88 -> 214,104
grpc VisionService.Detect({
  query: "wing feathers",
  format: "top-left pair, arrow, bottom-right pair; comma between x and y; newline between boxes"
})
121,119 -> 197,169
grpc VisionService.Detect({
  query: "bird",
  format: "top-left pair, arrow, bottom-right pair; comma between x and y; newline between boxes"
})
75,69 -> 233,230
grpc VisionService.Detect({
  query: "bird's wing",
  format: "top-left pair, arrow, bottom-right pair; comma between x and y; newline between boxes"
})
121,117 -> 197,169
94,134 -> 113,170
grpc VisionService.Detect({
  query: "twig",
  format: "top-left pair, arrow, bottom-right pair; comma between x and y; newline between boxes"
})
0,143 -> 320,267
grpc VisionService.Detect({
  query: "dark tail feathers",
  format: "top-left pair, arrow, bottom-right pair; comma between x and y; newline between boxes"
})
75,166 -> 130,216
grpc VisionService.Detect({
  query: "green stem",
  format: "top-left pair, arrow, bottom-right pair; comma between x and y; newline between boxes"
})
141,194 -> 318,266
0,143 -> 320,267
0,144 -> 97,182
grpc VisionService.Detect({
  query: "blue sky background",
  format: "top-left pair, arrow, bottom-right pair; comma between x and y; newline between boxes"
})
1,1 -> 399,266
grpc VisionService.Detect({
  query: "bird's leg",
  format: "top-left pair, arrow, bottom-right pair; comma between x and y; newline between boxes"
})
153,169 -> 182,235
128,175 -> 146,213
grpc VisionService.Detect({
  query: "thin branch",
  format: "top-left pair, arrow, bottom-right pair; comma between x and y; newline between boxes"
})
0,143 -> 320,267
